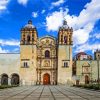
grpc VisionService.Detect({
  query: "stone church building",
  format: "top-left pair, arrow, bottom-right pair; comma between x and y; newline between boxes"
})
0,20 -> 100,85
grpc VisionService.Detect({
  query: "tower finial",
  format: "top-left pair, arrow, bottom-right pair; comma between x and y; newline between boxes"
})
28,20 -> 32,24
63,19 -> 67,25
62,12 -> 68,26
62,18 -> 69,29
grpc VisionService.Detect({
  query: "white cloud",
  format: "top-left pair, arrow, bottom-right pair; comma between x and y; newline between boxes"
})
32,12 -> 38,18
17,0 -> 28,6
75,43 -> 100,53
0,46 -> 20,53
12,47 -> 20,52
46,0 -> 100,46
0,47 -> 9,53
41,10 -> 45,14
46,9 -> 68,31
90,33 -> 100,39
0,0 -> 9,12
0,39 -> 20,46
52,0 -> 65,7
46,11 -> 63,31
73,23 -> 94,45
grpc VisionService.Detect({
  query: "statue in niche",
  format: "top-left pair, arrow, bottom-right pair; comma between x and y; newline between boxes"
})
46,39 -> 49,45
44,60 -> 50,67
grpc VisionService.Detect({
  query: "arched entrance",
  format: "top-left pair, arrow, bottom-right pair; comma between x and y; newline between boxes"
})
1,74 -> 8,85
85,75 -> 89,84
43,73 -> 50,85
11,74 -> 19,85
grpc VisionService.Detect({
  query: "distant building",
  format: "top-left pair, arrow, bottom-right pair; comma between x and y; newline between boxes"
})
73,50 -> 100,85
0,20 -> 100,85
73,52 -> 92,60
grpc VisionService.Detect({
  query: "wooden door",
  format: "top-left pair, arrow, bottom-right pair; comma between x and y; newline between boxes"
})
43,73 -> 50,85
85,75 -> 89,84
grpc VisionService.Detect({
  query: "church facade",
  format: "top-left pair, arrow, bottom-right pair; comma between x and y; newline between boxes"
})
20,20 -> 73,85
0,20 -> 100,86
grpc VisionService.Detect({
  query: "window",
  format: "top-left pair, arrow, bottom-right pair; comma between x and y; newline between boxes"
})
98,55 -> 100,60
32,34 -> 34,41
64,36 -> 67,44
64,62 -> 68,67
72,67 -> 76,75
61,35 -> 63,43
23,62 -> 28,68
23,37 -> 25,44
27,35 -> 30,42
32,38 -> 34,41
23,37 -> 25,41
62,60 -> 69,68
45,50 -> 50,58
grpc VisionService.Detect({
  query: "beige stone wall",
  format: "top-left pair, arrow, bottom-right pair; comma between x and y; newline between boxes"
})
58,45 -> 72,85
0,53 -> 20,85
20,45 -> 37,85
74,60 -> 100,84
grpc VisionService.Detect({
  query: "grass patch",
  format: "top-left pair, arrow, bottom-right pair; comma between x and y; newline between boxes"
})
73,84 -> 100,90
0,85 -> 19,89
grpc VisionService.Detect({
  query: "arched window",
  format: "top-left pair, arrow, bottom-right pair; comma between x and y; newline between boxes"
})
27,35 -> 30,43
64,36 -> 67,44
45,50 -> 50,58
23,37 -> 25,44
32,34 -> 34,41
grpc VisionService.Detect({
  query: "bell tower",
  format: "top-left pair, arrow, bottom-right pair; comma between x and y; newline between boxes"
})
20,20 -> 38,85
20,20 -> 38,45
58,20 -> 73,45
57,20 -> 73,84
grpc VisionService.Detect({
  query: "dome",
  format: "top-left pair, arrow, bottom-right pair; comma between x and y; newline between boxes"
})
61,20 -> 69,29
76,52 -> 87,56
24,20 -> 35,28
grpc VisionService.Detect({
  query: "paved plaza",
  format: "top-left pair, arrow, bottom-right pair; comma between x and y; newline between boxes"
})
0,85 -> 100,100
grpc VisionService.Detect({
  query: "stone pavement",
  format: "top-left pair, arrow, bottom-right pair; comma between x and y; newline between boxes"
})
0,85 -> 100,100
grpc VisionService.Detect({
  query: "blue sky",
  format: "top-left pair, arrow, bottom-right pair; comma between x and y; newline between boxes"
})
0,0 -> 100,57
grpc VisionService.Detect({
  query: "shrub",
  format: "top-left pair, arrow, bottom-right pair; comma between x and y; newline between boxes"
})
92,85 -> 100,90
0,85 -> 19,89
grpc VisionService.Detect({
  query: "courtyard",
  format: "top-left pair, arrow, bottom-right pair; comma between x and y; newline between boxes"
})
0,85 -> 100,100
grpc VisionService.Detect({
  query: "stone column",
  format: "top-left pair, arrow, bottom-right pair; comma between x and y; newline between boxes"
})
0,77 -> 1,85
22,80 -> 25,85
8,78 -> 11,85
